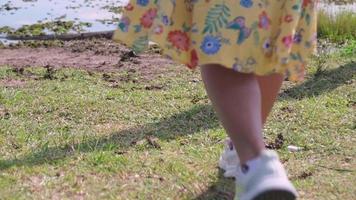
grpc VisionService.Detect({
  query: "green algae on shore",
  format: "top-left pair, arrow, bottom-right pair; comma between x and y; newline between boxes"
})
0,21 -> 92,37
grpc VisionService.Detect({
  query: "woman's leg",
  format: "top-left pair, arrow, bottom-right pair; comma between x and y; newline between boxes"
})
200,64 -> 265,163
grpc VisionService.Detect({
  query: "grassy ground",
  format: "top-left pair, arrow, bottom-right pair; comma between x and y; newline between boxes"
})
0,44 -> 355,199
318,10 -> 356,42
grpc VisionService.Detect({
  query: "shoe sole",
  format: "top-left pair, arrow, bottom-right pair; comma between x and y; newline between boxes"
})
253,190 -> 296,200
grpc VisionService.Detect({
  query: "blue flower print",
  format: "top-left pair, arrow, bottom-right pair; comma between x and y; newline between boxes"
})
293,30 -> 303,44
240,0 -> 253,8
118,17 -> 130,32
137,0 -> 149,7
162,16 -> 170,26
262,38 -> 272,53
200,35 -> 221,55
134,25 -> 142,33
294,34 -> 302,44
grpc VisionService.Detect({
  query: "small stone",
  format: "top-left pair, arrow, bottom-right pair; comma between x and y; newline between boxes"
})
287,145 -> 303,152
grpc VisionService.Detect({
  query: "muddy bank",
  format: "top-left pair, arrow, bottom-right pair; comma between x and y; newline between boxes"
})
0,39 -> 181,80
0,37 -> 347,81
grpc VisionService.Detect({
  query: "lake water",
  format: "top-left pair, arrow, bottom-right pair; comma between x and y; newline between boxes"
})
319,1 -> 356,16
0,0 -> 129,31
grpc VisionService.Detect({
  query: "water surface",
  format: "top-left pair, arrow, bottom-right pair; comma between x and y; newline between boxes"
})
319,1 -> 356,16
1,0 -> 129,31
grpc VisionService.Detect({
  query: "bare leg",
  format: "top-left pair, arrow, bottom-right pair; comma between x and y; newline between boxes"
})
257,74 -> 284,125
200,64 -> 265,163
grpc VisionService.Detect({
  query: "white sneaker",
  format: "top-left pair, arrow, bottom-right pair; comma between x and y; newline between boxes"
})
234,150 -> 297,200
218,138 -> 240,178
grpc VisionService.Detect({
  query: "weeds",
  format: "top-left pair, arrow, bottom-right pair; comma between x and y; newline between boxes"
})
318,10 -> 356,42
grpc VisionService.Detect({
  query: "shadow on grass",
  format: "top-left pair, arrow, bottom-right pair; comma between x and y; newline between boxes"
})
194,170 -> 235,200
281,61 -> 355,100
0,104 -> 220,170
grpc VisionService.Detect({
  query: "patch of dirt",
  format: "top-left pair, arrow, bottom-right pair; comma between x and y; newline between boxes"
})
145,136 -> 161,149
0,106 -> 11,119
280,106 -> 294,113
93,123 -> 127,134
265,133 -> 285,150
0,78 -> 26,87
0,39 -> 179,81
292,171 -> 313,180
26,175 -> 45,193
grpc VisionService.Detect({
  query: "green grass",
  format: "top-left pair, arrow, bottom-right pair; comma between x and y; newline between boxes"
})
340,40 -> 356,57
0,47 -> 355,199
318,10 -> 356,42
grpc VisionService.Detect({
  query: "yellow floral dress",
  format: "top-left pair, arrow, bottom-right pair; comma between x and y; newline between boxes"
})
113,0 -> 318,82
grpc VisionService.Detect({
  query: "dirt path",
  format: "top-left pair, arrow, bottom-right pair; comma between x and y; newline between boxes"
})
0,39 -> 178,79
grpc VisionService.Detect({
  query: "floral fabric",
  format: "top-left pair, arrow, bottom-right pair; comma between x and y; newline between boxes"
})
113,0 -> 318,82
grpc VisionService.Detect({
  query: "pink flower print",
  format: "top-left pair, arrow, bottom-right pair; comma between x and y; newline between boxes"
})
302,0 -> 312,8
282,35 -> 293,48
284,14 -> 293,23
258,11 -> 271,30
140,8 -> 157,28
168,30 -> 190,51
153,25 -> 163,34
187,49 -> 199,69
125,3 -> 134,11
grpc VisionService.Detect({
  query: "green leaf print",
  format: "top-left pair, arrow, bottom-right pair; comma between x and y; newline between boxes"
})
260,0 -> 269,8
292,5 -> 300,11
253,30 -> 260,46
203,4 -> 231,34
301,9 -> 305,18
251,21 -> 259,30
290,53 -> 302,61
292,0 -> 301,12
132,36 -> 148,53
305,13 -> 311,25
182,23 -> 190,32
250,22 -> 260,46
